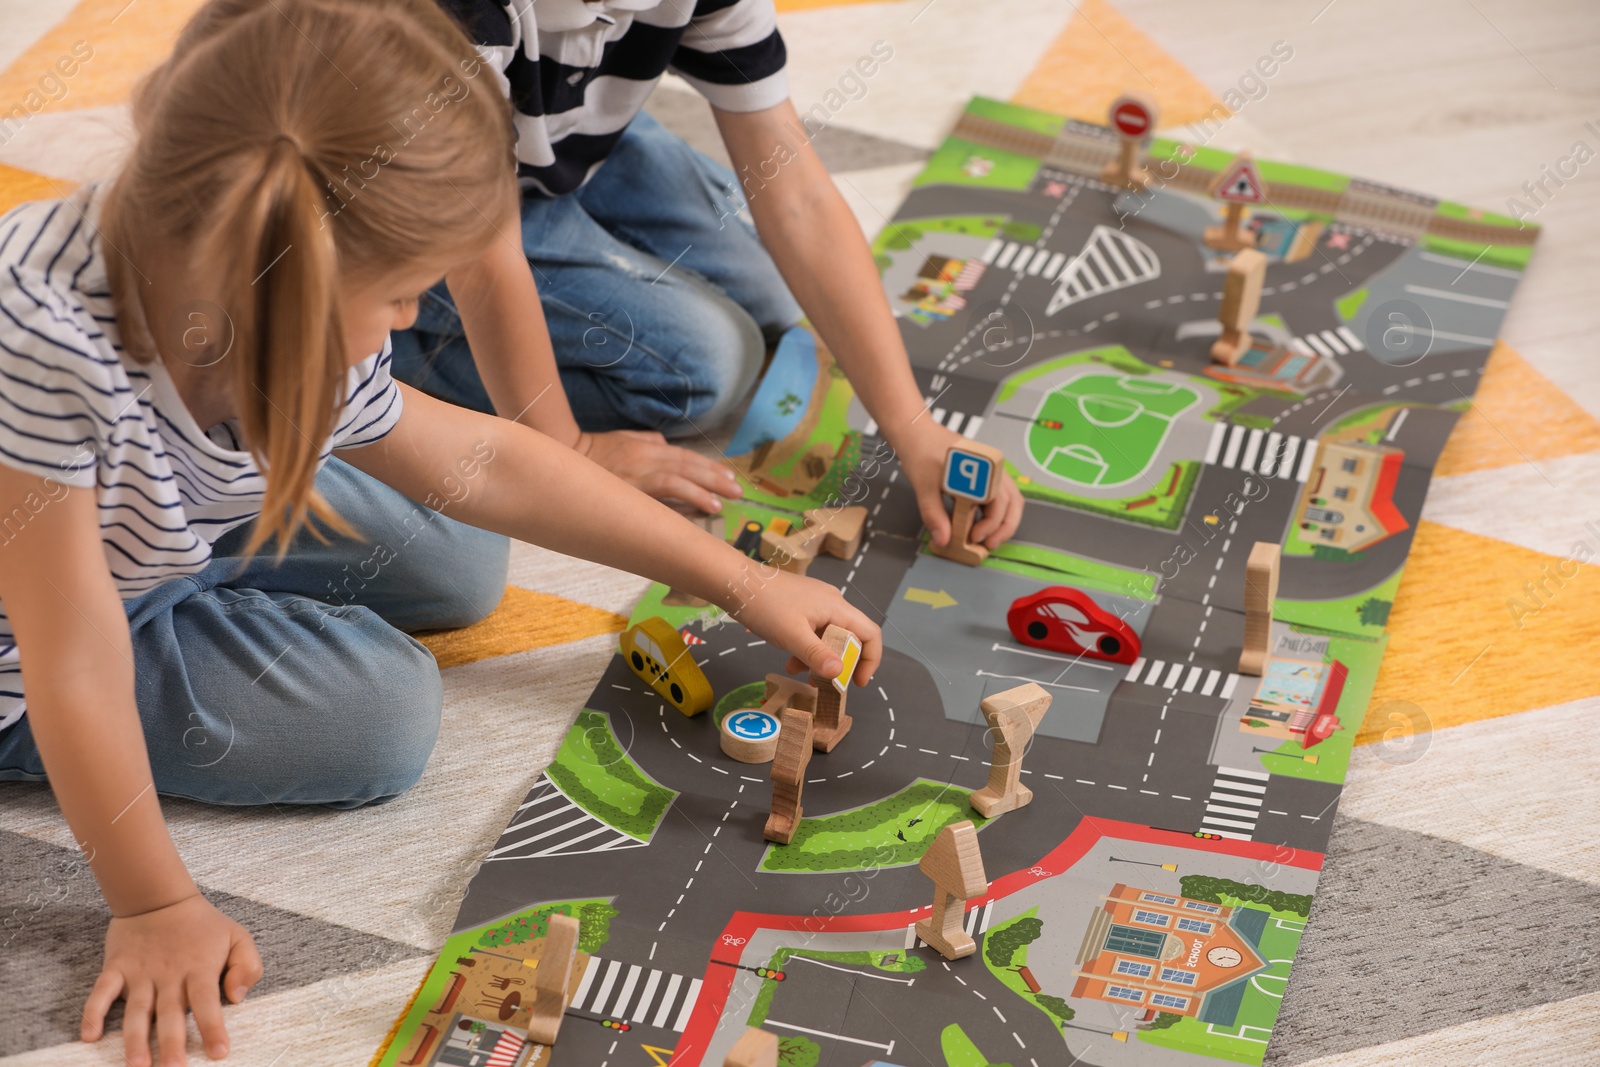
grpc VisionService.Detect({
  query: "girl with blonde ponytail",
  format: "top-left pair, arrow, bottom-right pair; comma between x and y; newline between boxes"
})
0,1 -> 880,1063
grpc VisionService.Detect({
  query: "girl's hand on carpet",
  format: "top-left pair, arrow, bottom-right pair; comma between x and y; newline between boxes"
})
895,418 -> 1025,551
731,570 -> 883,686
577,429 -> 742,515
82,893 -> 262,1066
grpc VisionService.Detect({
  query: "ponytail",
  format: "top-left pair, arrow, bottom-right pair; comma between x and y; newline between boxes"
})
203,138 -> 353,557
101,0 -> 516,558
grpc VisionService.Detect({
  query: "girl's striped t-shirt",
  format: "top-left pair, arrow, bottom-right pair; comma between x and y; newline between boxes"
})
0,184 -> 404,733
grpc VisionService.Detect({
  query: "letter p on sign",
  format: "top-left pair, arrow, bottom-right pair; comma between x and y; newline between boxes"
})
943,443 -> 1004,504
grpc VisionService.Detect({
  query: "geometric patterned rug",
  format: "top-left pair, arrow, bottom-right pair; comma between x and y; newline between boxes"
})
2,1 -> 1597,1064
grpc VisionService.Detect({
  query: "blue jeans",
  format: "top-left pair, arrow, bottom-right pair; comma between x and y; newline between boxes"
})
389,110 -> 801,436
0,460 -> 508,808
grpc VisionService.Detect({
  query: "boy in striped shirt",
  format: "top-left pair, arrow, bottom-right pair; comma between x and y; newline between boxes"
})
394,0 -> 1024,545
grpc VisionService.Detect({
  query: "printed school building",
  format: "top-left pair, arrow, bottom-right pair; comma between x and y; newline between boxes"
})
1071,884 -> 1269,1024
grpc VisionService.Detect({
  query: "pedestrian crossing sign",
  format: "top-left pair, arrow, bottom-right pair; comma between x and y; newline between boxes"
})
1213,154 -> 1267,205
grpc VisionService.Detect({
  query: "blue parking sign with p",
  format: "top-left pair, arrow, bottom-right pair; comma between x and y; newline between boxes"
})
944,448 -> 995,503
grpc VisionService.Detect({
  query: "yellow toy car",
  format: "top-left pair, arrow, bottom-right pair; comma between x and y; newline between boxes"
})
619,616 -> 713,716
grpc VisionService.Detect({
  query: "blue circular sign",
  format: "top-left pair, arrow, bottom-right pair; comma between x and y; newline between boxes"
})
726,710 -> 779,740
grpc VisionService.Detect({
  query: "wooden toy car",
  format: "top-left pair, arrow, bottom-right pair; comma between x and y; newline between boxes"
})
620,617 -> 713,716
1006,586 -> 1140,665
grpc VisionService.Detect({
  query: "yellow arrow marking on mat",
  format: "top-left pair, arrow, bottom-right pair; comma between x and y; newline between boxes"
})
641,1045 -> 675,1066
904,588 -> 958,609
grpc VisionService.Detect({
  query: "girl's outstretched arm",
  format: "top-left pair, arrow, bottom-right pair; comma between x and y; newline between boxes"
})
340,385 -> 884,683
0,465 -> 261,1067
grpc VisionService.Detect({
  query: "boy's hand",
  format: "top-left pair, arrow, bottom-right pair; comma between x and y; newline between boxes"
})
729,569 -> 883,685
83,893 -> 262,1067
896,419 -> 1025,552
578,430 -> 743,515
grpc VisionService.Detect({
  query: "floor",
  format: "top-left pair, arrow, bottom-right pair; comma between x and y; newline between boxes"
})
0,0 -> 1598,1064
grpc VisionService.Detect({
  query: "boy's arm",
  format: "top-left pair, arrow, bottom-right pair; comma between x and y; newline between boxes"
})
713,100 -> 1025,551
0,465 -> 260,1066
442,215 -> 745,514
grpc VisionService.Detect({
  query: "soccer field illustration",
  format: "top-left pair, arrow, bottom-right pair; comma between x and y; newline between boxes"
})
1024,371 -> 1201,487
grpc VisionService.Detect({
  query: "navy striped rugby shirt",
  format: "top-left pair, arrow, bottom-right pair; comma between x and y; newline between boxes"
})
440,0 -> 789,196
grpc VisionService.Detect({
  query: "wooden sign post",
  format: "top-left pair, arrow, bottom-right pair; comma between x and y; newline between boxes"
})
914,821 -> 989,960
970,683 -> 1052,817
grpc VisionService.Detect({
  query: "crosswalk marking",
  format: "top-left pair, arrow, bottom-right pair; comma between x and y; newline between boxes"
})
569,957 -> 700,1032
572,953 -> 601,1005
630,970 -> 663,1023
673,979 -> 703,1033
1202,767 -> 1273,840
1221,423 -> 1246,468
1047,225 -> 1162,315
1012,247 -> 1034,273
1208,423 -> 1311,481
1240,428 -> 1265,472
980,239 -> 1003,264
487,777 -> 649,860
1295,440 -> 1319,482
610,964 -> 644,1018
995,242 -> 1019,269
921,404 -> 985,440
1259,432 -> 1283,476
1290,328 -> 1365,358
1042,251 -> 1065,277
588,960 -> 622,1015
1207,803 -> 1261,819
651,974 -> 683,1030
1124,658 -> 1241,699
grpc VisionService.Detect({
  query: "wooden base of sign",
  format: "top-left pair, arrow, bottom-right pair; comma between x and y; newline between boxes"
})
1101,138 -> 1150,190
1204,202 -> 1256,252
930,498 -> 990,566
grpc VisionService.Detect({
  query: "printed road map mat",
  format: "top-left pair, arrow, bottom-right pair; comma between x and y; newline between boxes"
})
374,95 -> 1536,1067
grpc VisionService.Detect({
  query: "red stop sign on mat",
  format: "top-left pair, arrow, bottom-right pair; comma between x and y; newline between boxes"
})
1110,95 -> 1154,139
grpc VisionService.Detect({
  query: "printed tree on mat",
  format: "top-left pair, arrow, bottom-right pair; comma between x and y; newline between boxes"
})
1357,597 -> 1392,627
476,902 -> 618,952
983,916 -> 1042,968
1180,876 -> 1311,917
1034,995 -> 1075,1024
777,1035 -> 820,1067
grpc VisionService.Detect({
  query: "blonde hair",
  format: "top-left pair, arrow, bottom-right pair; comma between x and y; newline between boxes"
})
103,0 -> 516,556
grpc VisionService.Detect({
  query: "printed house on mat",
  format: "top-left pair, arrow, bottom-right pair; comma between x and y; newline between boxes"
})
1072,883 -> 1269,1024
1295,440 -> 1409,551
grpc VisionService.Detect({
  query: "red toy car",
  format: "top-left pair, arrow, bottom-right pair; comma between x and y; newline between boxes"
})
1007,586 -> 1141,664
